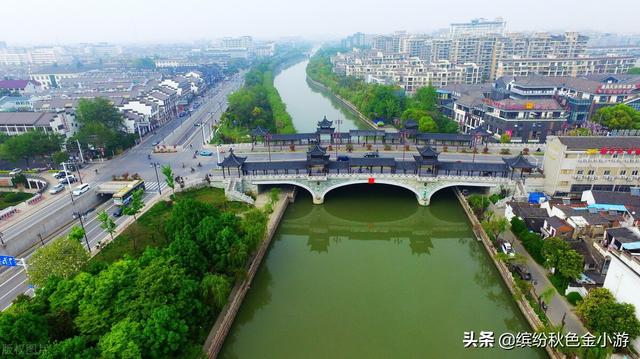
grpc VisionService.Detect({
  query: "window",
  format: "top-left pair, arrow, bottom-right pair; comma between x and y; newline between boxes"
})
604,170 -> 611,176
587,170 -> 595,175
576,170 -> 584,175
620,170 -> 627,176
633,170 -> 639,176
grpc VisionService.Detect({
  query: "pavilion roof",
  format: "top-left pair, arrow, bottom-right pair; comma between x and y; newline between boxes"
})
307,143 -> 327,157
503,154 -> 536,169
251,126 -> 269,136
317,116 -> 333,128
218,148 -> 247,167
417,145 -> 439,158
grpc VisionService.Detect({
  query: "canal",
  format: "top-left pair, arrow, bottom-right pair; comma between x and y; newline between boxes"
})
218,62 -> 545,358
274,59 -> 369,132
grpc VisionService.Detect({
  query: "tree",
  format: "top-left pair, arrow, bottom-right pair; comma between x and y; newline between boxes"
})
201,274 -> 231,312
98,210 -> 117,241
98,318 -> 143,359
141,306 -> 189,358
411,86 -> 438,112
52,150 -> 69,166
269,188 -> 280,204
500,133 -> 511,143
541,237 -> 570,272
0,131 -> 64,165
68,225 -> 86,243
628,67 -> 640,75
28,234 -> 89,287
417,115 -> 438,132
577,288 -> 640,341
123,189 -> 144,220
594,104 -> 640,130
556,249 -> 583,283
566,128 -> 592,136
72,98 -> 134,154
467,194 -> 489,215
481,216 -> 509,242
0,310 -> 50,348
161,165 -> 175,194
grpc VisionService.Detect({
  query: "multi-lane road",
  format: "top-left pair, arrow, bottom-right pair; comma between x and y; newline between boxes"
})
0,74 -> 244,310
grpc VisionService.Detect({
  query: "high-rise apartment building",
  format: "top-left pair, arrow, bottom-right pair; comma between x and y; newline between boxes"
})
449,18 -> 506,37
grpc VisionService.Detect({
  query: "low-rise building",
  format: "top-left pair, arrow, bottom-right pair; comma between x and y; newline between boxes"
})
542,136 -> 640,197
0,80 -> 41,95
0,111 -> 77,137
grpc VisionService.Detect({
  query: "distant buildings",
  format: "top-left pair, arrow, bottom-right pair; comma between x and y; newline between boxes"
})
0,79 -> 41,95
339,20 -> 637,85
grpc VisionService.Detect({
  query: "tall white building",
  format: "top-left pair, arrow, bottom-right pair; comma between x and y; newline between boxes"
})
450,18 -> 506,37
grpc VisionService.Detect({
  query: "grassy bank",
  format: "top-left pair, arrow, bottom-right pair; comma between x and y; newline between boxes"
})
0,191 -> 34,209
214,45 -> 308,143
93,187 -> 251,265
2,186 -> 267,358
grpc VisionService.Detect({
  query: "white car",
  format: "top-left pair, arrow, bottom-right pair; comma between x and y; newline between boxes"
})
501,242 -> 516,257
9,168 -> 22,175
72,183 -> 90,196
49,183 -> 65,194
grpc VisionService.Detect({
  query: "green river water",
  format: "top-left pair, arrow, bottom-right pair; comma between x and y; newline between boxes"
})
218,60 -> 545,359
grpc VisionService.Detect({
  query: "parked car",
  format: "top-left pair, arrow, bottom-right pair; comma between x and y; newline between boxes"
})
49,183 -> 65,194
199,149 -> 213,156
59,175 -> 77,184
194,122 -> 201,127
113,206 -> 123,217
337,155 -> 350,161
72,183 -> 90,196
501,242 -> 516,257
508,264 -> 532,281
152,141 -> 160,146
54,170 -> 71,179
364,151 -> 379,158
9,168 -> 22,175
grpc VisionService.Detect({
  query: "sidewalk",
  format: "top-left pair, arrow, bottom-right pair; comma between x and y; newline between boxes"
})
495,206 -> 588,334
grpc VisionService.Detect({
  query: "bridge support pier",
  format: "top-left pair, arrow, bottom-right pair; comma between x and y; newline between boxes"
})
313,195 -> 324,205
417,194 -> 429,206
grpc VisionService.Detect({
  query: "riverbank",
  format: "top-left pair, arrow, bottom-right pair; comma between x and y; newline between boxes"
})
305,75 -> 383,130
203,187 -> 294,358
455,188 -> 560,359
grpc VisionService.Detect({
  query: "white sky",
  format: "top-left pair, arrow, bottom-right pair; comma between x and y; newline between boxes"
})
3,0 -> 639,45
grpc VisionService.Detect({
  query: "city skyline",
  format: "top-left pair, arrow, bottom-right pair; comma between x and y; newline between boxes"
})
2,0 -> 640,45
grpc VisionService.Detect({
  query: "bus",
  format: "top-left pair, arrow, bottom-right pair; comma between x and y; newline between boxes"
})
112,180 -> 145,206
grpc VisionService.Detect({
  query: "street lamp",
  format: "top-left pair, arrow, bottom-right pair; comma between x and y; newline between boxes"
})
401,130 -> 408,162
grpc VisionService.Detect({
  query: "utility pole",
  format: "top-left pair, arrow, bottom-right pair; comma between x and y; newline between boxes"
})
74,211 -> 91,252
216,145 -> 221,169
62,162 -> 72,191
0,231 -> 4,246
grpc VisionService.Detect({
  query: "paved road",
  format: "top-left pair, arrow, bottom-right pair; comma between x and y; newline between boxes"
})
0,75 -> 243,310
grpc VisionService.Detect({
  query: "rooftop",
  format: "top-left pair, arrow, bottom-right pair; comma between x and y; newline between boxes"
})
557,136 -> 640,151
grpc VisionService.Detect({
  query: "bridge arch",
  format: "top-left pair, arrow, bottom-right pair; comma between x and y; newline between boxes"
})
320,180 -> 425,205
426,182 -> 498,204
253,180 -> 316,202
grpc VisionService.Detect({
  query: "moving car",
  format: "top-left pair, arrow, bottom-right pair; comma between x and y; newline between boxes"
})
199,149 -> 213,156
152,141 -> 160,146
194,122 -> 201,127
49,183 -> 65,194
501,242 -> 516,257
72,183 -> 90,196
364,151 -> 379,158
9,168 -> 22,175
113,206 -> 123,217
337,155 -> 350,161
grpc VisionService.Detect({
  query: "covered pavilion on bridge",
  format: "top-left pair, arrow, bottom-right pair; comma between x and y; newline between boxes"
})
503,153 -> 537,178
218,148 -> 247,178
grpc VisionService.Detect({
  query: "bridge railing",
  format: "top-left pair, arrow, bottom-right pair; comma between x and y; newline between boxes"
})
241,173 -> 513,184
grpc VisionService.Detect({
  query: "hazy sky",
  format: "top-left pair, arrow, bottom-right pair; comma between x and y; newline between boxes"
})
3,0 -> 639,45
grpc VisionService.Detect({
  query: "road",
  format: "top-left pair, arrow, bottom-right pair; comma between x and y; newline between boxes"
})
0,74 -> 244,310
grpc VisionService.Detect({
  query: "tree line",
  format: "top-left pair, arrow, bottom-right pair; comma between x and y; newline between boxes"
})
0,194 -> 268,358
306,47 -> 459,133
215,45 -> 308,143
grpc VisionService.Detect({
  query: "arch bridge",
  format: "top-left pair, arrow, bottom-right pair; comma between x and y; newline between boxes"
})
234,173 -> 514,206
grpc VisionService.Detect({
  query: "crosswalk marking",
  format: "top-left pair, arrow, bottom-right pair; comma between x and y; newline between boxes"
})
144,181 -> 167,193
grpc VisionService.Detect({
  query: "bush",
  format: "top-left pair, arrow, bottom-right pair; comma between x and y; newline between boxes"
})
383,144 -> 391,151
346,144 -> 353,152
500,148 -> 511,155
289,144 -> 295,151
566,292 -> 583,306
482,147 -> 489,154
